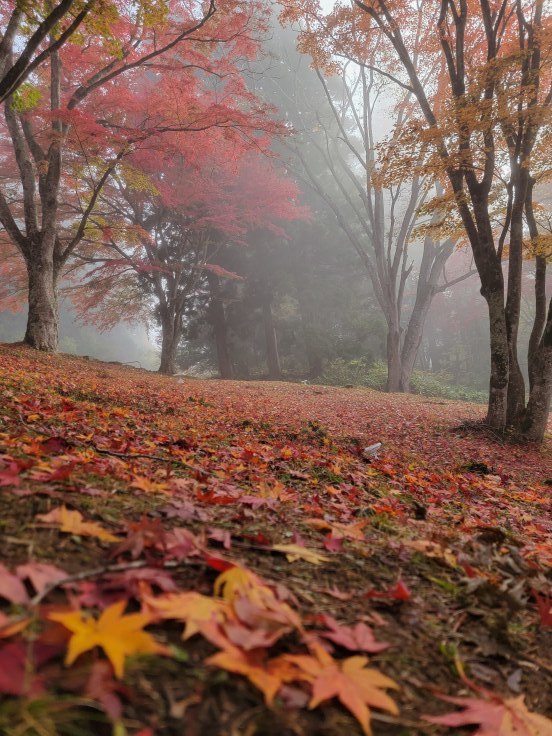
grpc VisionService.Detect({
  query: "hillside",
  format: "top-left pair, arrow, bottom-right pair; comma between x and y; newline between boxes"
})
0,344 -> 550,736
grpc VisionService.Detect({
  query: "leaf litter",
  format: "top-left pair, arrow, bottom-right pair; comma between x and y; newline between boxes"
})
0,344 -> 550,735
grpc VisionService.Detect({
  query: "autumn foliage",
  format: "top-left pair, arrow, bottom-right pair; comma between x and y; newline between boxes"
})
0,345 -> 550,734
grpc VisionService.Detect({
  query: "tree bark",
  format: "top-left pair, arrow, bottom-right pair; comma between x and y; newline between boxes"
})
261,292 -> 281,379
400,286 -> 434,392
207,273 -> 233,379
519,299 -> 552,442
24,251 -> 59,351
158,311 -> 181,376
386,325 -> 402,392
292,241 -> 323,379
484,288 -> 510,429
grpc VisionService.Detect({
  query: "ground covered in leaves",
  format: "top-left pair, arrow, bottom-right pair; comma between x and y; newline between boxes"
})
0,344 -> 551,736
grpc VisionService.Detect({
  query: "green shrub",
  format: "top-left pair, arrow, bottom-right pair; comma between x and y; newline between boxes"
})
320,357 -> 372,387
321,358 -> 487,403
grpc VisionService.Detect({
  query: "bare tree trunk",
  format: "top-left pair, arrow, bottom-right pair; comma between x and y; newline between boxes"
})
207,272 -> 233,379
386,325 -> 401,392
505,170 -> 528,425
292,241 -> 323,379
400,288 -> 433,392
261,292 -> 281,379
525,184 -> 548,395
158,311 -> 181,376
24,250 -> 59,351
484,289 -> 510,429
520,299 -> 552,441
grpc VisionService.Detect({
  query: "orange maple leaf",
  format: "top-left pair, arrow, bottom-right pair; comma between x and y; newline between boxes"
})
284,648 -> 399,736
49,600 -> 165,678
36,506 -> 119,543
206,644 -> 299,705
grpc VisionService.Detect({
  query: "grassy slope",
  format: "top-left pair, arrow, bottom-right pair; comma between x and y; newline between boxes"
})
0,344 -> 550,736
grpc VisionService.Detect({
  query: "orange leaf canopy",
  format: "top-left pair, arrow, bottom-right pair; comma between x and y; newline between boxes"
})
49,600 -> 165,678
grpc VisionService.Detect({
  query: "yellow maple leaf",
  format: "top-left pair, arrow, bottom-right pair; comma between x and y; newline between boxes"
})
143,591 -> 229,639
49,600 -> 165,677
36,505 -> 119,543
272,544 -> 328,565
213,566 -> 302,630
130,475 -> 170,494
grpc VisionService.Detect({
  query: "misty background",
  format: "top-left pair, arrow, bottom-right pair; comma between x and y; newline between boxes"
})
2,7 -> 535,402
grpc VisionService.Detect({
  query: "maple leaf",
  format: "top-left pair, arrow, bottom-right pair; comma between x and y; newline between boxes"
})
532,590 -> 552,627
0,612 -> 32,639
213,566 -> 302,634
0,564 -> 29,604
305,518 -> 368,541
16,562 -> 67,596
365,580 -> 412,601
36,506 -> 119,543
205,644 -> 299,705
403,539 -> 458,568
424,692 -> 552,735
143,591 -> 229,639
0,457 -> 21,487
272,543 -> 328,565
284,649 -> 399,736
319,615 -> 390,653
49,600 -> 165,678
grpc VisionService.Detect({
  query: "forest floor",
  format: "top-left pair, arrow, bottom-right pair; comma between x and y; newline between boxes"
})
0,343 -> 551,736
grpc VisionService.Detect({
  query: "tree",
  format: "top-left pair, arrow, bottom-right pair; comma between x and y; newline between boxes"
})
281,0 -> 552,441
0,0 -> 269,352
71,142 -> 307,375
0,0 -> 99,103
289,59 -> 473,391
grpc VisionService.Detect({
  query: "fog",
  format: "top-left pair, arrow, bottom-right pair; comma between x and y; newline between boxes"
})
0,4 -> 547,407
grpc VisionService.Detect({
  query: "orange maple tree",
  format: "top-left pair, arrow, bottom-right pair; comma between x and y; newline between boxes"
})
280,0 -> 552,443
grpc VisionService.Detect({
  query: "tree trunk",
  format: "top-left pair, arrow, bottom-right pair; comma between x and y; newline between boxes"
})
519,297 -> 551,442
24,255 -> 59,351
158,312 -> 181,376
504,171 -> 528,425
386,325 -> 401,392
292,240 -> 323,379
261,292 -> 281,379
484,289 -> 510,429
207,273 -> 233,379
400,284 -> 435,392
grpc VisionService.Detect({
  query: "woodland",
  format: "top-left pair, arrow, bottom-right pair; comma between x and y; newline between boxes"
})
0,1 -> 551,735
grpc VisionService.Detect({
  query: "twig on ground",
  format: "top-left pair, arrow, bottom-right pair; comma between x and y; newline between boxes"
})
92,445 -> 219,478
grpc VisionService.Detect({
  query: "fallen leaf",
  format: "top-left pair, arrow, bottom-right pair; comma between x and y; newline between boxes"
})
16,562 -> 67,596
532,590 -> 552,627
0,564 -> 29,604
206,644 -> 298,705
143,591 -> 229,639
404,539 -> 458,567
49,600 -> 165,677
36,506 -> 119,543
272,543 -> 328,565
424,692 -> 552,735
284,649 -> 399,735
319,615 -> 390,653
0,457 -> 21,487
365,580 -> 412,601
